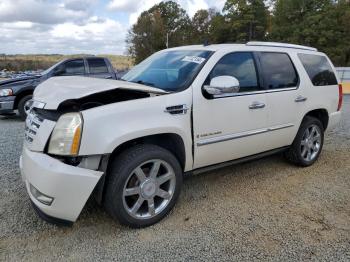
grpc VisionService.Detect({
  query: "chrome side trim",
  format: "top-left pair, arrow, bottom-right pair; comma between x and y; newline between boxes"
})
197,123 -> 294,146
268,123 -> 294,131
211,87 -> 298,99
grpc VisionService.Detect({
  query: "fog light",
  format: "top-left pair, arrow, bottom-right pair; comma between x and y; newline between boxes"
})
29,184 -> 54,206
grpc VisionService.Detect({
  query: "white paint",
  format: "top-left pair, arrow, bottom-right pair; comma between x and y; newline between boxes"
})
22,43 -> 342,222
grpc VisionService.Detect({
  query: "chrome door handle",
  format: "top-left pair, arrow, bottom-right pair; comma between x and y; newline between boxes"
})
295,95 -> 307,102
249,101 -> 265,109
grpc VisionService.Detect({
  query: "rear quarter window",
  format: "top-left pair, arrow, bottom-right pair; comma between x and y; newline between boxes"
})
298,54 -> 338,86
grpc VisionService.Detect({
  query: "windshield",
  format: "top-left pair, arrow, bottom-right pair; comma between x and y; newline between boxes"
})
122,50 -> 213,92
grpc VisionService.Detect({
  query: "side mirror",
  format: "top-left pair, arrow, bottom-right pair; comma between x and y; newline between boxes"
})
203,76 -> 240,96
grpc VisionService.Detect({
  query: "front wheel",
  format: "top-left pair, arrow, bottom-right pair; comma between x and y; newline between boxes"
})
285,116 -> 324,167
104,144 -> 183,228
18,95 -> 33,120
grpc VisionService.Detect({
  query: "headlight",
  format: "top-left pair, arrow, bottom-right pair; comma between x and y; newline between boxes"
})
48,112 -> 83,156
0,89 -> 13,97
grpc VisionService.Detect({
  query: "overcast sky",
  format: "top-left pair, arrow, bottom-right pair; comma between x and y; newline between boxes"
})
0,0 -> 225,55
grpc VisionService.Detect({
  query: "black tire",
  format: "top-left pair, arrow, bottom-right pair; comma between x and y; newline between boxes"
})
284,116 -> 324,167
104,144 -> 183,228
18,95 -> 33,120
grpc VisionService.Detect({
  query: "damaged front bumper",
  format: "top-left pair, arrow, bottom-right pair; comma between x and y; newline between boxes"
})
20,145 -> 104,223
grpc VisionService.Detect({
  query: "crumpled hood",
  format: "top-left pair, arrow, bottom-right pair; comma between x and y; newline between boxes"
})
34,76 -> 167,110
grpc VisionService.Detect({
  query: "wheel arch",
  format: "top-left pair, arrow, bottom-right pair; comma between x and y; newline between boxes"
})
302,108 -> 329,130
95,133 -> 187,204
107,133 -> 187,171
14,90 -> 33,109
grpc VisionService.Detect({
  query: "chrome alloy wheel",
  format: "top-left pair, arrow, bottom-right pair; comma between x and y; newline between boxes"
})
122,159 -> 176,220
300,124 -> 322,162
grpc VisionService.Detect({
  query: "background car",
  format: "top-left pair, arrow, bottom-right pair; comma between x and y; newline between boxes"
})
0,57 -> 118,120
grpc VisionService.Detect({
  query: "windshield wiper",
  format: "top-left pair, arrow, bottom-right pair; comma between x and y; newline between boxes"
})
134,80 -> 155,87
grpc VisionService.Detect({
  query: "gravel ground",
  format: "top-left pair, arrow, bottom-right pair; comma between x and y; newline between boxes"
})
1,97 -> 350,261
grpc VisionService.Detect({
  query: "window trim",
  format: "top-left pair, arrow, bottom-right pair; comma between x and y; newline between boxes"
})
202,51 -> 263,99
257,51 -> 300,91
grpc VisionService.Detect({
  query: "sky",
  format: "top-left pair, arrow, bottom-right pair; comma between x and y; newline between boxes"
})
0,0 -> 226,55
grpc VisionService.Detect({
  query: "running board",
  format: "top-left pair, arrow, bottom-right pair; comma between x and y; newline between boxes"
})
186,146 -> 289,176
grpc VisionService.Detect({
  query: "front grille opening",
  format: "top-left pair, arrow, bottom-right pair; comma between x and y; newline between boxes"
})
24,109 -> 44,144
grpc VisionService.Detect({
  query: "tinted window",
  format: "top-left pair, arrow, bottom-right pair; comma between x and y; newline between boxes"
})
298,54 -> 337,86
87,58 -> 109,74
260,52 -> 298,89
57,59 -> 85,76
207,52 -> 260,92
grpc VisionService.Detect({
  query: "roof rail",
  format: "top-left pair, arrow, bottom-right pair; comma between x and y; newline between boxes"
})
246,41 -> 317,52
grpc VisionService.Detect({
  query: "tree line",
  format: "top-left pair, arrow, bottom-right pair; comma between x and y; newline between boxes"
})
127,0 -> 350,66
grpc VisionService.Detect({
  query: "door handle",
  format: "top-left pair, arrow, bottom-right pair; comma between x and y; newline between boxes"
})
249,101 -> 265,109
295,95 -> 307,102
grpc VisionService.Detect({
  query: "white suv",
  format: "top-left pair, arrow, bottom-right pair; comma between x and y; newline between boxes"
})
20,42 -> 343,227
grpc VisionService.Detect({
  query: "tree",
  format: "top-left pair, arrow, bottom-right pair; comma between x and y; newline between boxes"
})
127,1 -> 190,63
223,0 -> 269,42
126,11 -> 166,64
270,0 -> 350,66
191,8 -> 219,44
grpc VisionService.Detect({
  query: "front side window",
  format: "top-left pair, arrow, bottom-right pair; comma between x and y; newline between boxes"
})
87,58 -> 109,74
298,54 -> 338,86
206,52 -> 260,93
260,52 -> 298,89
56,59 -> 85,76
122,50 -> 213,92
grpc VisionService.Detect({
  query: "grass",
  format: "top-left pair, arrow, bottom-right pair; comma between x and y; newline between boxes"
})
0,54 -> 133,72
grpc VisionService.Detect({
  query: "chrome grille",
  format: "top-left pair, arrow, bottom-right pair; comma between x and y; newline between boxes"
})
25,109 -> 44,143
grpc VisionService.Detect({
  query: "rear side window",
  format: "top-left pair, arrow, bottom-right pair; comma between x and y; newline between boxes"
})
87,58 -> 109,74
260,52 -> 298,89
298,54 -> 338,86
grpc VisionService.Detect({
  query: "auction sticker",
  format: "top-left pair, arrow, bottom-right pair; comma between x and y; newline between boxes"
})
182,56 -> 206,64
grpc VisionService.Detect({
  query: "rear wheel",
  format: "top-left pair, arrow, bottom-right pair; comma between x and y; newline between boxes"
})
18,95 -> 33,120
285,116 -> 324,167
104,144 -> 183,228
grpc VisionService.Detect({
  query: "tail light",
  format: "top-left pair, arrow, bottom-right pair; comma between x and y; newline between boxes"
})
337,84 -> 343,111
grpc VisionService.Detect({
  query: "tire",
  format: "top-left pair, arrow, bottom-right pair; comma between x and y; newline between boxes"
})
284,116 -> 324,167
18,95 -> 33,120
104,144 -> 183,228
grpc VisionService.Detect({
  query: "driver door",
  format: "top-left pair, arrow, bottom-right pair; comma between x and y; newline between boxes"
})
193,52 -> 270,169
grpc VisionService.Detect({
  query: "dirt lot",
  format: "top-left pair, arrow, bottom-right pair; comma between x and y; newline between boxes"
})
1,97 -> 350,261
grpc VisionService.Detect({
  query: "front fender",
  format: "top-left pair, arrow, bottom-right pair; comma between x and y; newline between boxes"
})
79,90 -> 193,171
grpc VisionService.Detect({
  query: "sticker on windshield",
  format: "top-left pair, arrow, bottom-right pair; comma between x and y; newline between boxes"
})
181,56 -> 206,64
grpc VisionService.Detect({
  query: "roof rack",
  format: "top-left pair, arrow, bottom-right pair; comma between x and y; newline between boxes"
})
246,41 -> 317,52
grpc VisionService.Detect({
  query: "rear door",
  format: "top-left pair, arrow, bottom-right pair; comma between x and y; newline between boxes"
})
258,52 -> 303,150
86,58 -> 113,79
